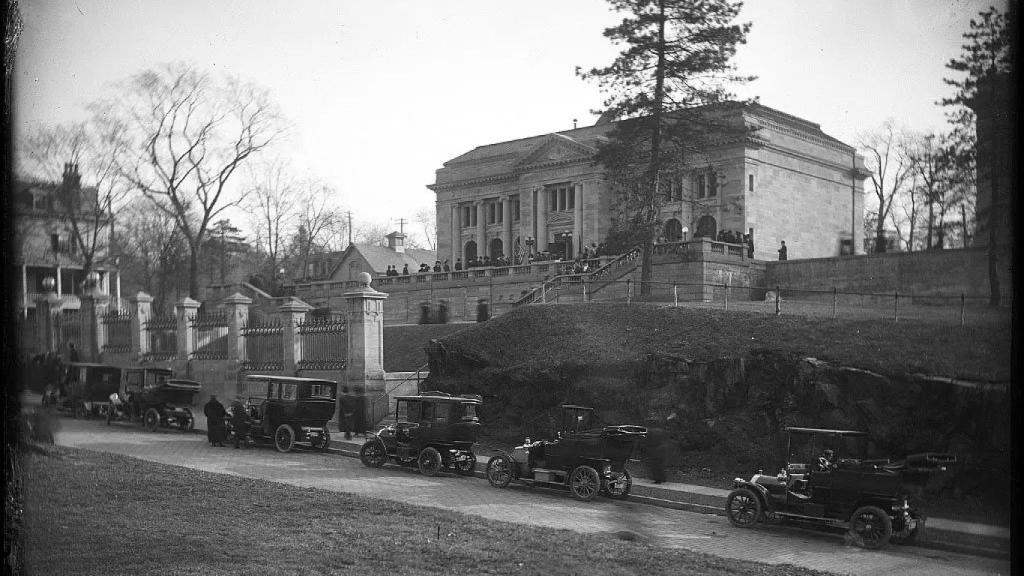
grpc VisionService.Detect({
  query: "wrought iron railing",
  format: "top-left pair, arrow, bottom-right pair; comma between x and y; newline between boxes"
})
514,246 -> 643,306
144,314 -> 177,361
101,309 -> 133,353
241,319 -> 283,371
296,314 -> 346,370
190,311 -> 229,360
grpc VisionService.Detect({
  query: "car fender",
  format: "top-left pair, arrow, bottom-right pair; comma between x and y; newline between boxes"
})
731,479 -> 775,511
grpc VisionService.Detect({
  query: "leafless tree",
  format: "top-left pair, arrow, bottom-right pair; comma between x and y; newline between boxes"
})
114,202 -> 189,314
413,206 -> 437,251
245,158 -> 297,282
352,221 -> 389,246
18,120 -> 132,282
291,178 -> 346,279
859,121 -> 914,253
96,62 -> 282,298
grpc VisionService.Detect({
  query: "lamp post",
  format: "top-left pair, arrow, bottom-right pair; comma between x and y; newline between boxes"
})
525,236 -> 535,255
564,231 -> 574,260
681,226 -> 689,243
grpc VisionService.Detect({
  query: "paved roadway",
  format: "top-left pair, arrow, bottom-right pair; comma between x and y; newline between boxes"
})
49,418 -> 1010,576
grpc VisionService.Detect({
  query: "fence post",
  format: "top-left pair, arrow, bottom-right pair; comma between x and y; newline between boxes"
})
626,278 -> 632,304
673,284 -> 678,307
224,293 -> 252,364
343,273 -> 389,426
960,293 -> 965,327
280,297 -> 311,375
774,286 -> 781,316
583,281 -> 588,303
832,287 -> 837,320
175,298 -> 200,374
724,281 -> 730,311
35,292 -> 64,354
129,292 -> 153,361
893,290 -> 899,323
79,284 -> 110,363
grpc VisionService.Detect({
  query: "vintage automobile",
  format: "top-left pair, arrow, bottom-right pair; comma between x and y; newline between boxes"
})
359,391 -> 482,476
726,426 -> 956,549
485,405 -> 647,501
237,374 -> 337,453
107,367 -> 172,424
57,363 -> 123,418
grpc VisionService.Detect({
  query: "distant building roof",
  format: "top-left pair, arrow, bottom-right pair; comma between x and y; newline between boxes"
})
329,243 -> 438,278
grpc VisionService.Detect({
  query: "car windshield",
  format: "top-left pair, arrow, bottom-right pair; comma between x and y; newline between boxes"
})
462,403 -> 477,419
789,432 -> 869,465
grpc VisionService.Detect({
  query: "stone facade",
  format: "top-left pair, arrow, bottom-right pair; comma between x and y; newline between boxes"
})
430,103 -> 869,262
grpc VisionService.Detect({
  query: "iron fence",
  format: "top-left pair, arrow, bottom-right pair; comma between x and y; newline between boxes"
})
190,311 -> 229,360
58,310 -> 81,355
296,314 -> 346,370
242,319 -> 283,371
101,309 -> 133,353
144,315 -> 177,361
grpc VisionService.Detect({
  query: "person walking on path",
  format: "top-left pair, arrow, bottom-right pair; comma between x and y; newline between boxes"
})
204,395 -> 227,447
778,241 -> 788,261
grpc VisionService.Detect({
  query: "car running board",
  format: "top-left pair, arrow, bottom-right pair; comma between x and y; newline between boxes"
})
774,512 -> 847,526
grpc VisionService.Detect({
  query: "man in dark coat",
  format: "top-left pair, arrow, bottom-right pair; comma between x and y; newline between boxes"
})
231,399 -> 251,449
204,395 -> 227,447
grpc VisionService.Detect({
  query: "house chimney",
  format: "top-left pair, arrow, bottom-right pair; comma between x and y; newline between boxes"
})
385,231 -> 406,253
62,162 -> 81,189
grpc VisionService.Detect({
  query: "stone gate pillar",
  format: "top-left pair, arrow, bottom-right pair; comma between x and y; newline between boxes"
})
175,297 -> 200,377
280,297 -> 311,375
35,292 -> 63,354
79,286 -> 110,363
341,273 -> 388,423
129,292 -> 153,361
224,293 -> 252,364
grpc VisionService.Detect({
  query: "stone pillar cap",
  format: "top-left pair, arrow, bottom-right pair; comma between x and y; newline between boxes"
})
176,296 -> 201,308
279,296 -> 313,312
130,291 -> 153,303
224,292 -> 253,305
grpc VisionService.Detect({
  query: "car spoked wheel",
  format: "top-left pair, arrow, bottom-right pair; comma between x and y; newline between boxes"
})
274,424 -> 296,453
144,408 -> 161,432
313,430 -> 331,452
486,455 -> 512,488
417,447 -> 442,477
726,488 -> 762,528
569,465 -> 601,501
849,505 -> 892,549
454,452 -> 477,476
359,440 -> 388,467
602,470 -> 633,499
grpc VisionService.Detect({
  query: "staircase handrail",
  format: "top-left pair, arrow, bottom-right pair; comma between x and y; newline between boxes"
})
514,246 -> 642,306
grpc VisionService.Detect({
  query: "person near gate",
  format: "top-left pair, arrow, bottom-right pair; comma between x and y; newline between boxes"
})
204,395 -> 227,447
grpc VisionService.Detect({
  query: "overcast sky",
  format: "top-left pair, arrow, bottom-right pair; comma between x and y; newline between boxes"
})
12,0 -> 1003,244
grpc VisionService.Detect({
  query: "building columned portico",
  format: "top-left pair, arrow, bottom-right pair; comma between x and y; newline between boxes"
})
430,103 -> 870,263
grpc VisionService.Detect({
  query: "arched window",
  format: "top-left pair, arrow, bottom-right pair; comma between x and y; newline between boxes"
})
664,219 -> 682,241
695,215 -> 717,239
464,240 -> 478,262
489,238 -> 503,260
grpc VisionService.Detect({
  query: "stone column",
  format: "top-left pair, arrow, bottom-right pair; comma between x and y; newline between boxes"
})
475,201 -> 486,259
35,292 -> 63,353
573,183 -> 584,258
342,273 -> 388,423
502,197 -> 513,260
536,187 -> 548,252
175,297 -> 200,363
129,292 -> 153,360
224,292 -> 252,364
279,297 -> 311,375
451,204 -> 461,265
79,287 -> 110,363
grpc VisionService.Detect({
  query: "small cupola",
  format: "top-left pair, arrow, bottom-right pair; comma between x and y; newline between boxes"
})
385,231 -> 406,253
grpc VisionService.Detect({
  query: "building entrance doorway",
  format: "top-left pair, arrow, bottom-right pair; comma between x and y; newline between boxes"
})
464,240 -> 478,264
695,215 -> 717,239
553,232 -> 573,260
489,238 -> 503,260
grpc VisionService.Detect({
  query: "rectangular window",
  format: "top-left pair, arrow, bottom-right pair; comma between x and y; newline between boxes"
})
462,206 -> 470,227
549,189 -> 557,212
513,198 -> 520,221
497,202 -> 503,223
709,172 -> 717,197
51,234 -> 60,252
568,188 -> 575,210
558,189 -> 565,211
471,207 -> 478,226
748,174 -> 754,192
697,175 -> 706,199
488,203 -> 495,224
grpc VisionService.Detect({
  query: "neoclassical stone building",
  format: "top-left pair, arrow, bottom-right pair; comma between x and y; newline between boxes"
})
430,103 -> 869,263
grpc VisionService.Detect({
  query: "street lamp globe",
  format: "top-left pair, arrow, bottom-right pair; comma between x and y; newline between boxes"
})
42,276 -> 56,292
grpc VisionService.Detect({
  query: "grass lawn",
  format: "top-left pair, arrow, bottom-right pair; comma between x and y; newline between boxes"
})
384,323 -> 471,372
18,446 -> 834,576
441,304 -> 1010,381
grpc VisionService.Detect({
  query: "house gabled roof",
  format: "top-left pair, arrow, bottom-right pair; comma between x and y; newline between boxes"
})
328,244 -> 439,278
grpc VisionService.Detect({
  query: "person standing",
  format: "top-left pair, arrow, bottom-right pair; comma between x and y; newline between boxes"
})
338,386 -> 357,440
231,399 -> 251,449
204,395 -> 227,447
778,241 -> 788,261
68,342 -> 80,362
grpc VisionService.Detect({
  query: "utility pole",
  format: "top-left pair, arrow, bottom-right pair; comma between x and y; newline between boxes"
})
347,211 -> 353,246
395,218 -> 408,234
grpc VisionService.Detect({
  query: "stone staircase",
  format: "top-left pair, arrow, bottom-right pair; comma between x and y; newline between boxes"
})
514,246 -> 642,306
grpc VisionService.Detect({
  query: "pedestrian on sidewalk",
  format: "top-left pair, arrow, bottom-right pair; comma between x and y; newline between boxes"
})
204,395 -> 227,447
339,386 -> 355,440
643,424 -> 668,484
231,399 -> 251,449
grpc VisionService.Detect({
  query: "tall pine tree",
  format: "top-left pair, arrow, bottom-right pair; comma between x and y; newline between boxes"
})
579,0 -> 753,295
